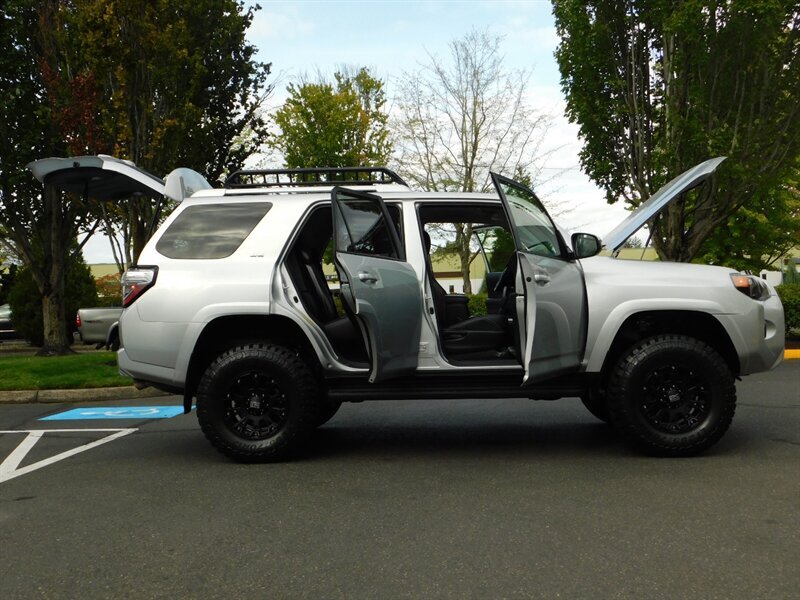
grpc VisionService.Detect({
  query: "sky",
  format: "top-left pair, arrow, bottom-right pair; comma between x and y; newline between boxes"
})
83,0 -> 630,263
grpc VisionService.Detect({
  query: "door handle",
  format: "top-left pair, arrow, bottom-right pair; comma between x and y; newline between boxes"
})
533,272 -> 550,284
357,271 -> 378,283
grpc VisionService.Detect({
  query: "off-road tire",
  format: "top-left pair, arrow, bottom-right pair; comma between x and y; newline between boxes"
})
196,344 -> 319,462
606,335 -> 736,457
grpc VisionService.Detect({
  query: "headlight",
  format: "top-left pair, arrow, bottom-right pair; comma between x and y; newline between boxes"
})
730,273 -> 770,300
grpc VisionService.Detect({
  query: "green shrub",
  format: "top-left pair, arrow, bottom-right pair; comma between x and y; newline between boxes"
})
95,273 -> 122,307
776,283 -> 800,338
8,256 -> 98,346
467,293 -> 488,316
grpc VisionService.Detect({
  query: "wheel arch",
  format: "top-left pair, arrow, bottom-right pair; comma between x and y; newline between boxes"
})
184,314 -> 323,408
597,310 -> 740,384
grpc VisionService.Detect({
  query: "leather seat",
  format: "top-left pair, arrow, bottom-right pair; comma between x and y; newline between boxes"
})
286,220 -> 367,363
423,231 -> 508,356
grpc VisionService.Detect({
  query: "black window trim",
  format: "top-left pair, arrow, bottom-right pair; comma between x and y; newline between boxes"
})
331,187 -> 407,262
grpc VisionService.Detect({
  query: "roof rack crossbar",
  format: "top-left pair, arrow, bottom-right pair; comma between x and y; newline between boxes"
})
224,166 -> 408,189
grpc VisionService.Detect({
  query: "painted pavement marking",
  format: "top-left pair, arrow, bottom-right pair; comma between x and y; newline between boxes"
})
0,428 -> 137,484
40,406 -> 185,421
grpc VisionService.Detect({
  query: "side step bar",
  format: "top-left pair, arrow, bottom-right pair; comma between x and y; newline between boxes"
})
327,372 -> 591,402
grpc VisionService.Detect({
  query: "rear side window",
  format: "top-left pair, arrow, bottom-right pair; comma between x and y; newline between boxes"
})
156,203 -> 271,259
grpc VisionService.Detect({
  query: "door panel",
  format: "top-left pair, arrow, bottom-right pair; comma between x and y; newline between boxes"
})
520,253 -> 586,381
331,188 -> 422,383
491,173 -> 587,384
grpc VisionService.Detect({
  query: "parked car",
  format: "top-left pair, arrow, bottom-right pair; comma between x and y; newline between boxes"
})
0,303 -> 18,340
29,155 -> 785,461
74,307 -> 122,349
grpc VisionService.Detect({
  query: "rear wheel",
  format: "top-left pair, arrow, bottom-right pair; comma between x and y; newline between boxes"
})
196,344 -> 319,462
606,335 -> 736,457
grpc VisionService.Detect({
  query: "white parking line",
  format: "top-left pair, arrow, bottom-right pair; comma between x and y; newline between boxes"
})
0,428 -> 137,484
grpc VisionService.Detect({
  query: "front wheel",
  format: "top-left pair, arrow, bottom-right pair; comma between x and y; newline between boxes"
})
196,344 -> 319,462
606,335 -> 736,457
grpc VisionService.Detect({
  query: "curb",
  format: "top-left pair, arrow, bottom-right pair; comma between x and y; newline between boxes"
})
0,386 -> 173,404
786,349 -> 800,360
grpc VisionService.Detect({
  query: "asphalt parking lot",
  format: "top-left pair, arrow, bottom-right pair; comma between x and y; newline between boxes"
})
0,361 -> 797,599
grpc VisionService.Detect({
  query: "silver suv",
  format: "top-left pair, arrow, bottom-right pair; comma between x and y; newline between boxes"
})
30,156 -> 786,460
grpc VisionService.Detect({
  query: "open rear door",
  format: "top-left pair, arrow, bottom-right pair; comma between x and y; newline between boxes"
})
331,188 -> 422,383
491,174 -> 587,384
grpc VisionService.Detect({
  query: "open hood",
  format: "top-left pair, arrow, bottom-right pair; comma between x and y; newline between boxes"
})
27,155 -> 165,200
602,157 -> 727,254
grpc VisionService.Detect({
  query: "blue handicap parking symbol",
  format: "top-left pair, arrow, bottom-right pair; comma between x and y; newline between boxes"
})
40,406 -> 185,421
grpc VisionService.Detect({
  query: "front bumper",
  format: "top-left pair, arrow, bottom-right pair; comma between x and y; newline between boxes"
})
733,292 -> 785,375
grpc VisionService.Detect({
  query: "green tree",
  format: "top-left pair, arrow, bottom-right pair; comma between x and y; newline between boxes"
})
553,1 -> 800,267
698,175 -> 800,271
0,0 -> 102,354
271,67 -> 391,168
1,0 -> 270,353
8,254 -> 98,347
72,0 -> 272,267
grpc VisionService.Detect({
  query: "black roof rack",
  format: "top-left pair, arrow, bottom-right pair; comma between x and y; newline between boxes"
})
224,166 -> 408,189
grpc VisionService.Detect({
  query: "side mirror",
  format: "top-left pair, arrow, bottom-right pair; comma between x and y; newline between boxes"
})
571,233 -> 602,259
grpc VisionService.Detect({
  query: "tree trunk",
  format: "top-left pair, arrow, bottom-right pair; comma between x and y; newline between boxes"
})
39,290 -> 71,356
455,223 -> 473,294
38,183 -> 73,356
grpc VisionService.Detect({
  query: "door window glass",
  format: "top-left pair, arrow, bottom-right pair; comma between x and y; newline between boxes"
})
498,183 -> 561,258
334,194 -> 403,260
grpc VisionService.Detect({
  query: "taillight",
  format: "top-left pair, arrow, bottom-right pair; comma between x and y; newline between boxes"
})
121,266 -> 158,307
75,312 -> 82,328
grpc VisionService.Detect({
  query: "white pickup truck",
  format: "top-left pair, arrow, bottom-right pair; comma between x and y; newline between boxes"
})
74,307 -> 122,349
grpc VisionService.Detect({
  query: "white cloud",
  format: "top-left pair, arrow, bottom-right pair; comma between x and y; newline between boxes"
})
248,5 -> 315,44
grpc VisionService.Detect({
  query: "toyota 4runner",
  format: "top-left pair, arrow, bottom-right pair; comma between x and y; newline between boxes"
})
29,156 -> 785,460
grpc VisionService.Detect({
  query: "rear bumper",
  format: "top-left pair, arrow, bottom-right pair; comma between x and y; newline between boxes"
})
118,348 -> 183,393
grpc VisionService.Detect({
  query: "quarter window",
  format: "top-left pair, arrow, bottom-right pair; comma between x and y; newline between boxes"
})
156,203 -> 271,259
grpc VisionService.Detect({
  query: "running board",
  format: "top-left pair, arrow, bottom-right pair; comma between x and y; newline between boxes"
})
327,372 -> 590,402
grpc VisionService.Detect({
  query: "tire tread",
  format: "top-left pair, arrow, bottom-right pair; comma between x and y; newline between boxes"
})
606,335 -> 736,457
196,343 -> 319,462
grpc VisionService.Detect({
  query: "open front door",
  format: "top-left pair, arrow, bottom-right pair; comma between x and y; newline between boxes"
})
331,188 -> 422,383
491,174 -> 587,384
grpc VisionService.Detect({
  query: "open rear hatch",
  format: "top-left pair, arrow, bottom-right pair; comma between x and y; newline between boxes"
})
27,155 -> 166,200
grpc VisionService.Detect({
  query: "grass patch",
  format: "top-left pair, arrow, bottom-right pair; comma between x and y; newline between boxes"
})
0,352 -> 131,391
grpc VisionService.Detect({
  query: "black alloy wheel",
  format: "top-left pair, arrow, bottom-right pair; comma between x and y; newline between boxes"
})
606,334 -> 736,457
196,344 -> 319,462
639,364 -> 711,434
223,371 -> 290,440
